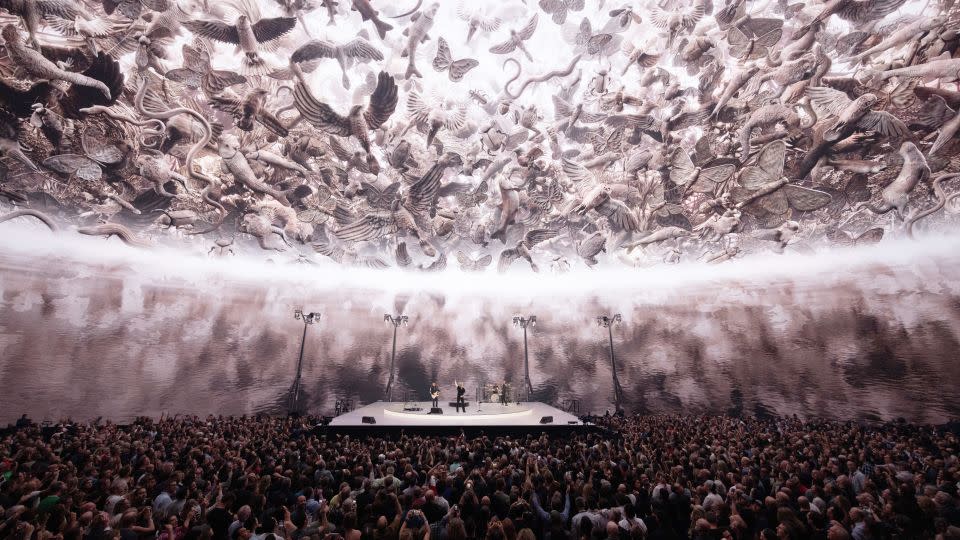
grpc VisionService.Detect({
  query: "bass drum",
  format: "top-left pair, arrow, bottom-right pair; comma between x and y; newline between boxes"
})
489,391 -> 499,403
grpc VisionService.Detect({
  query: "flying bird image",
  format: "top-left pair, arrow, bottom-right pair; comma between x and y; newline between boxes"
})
489,14 -> 538,62
456,2 -> 500,43
498,228 -> 558,273
0,0 -> 80,47
0,0 -> 953,274
184,14 -> 297,73
539,0 -> 585,24
293,69 -> 398,153
291,38 -> 383,89
210,88 -> 289,138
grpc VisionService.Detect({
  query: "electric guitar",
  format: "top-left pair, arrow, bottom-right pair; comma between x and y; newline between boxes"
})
430,390 -> 440,399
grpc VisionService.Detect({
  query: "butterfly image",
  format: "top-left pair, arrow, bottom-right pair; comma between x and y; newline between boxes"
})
43,129 -> 125,182
669,148 -> 735,195
726,18 -> 782,61
775,0 -> 804,19
539,0 -> 585,24
455,180 -> 489,207
569,18 -> 619,56
103,0 -> 168,20
432,37 -> 479,82
653,203 -> 693,230
165,42 -> 247,94
531,179 -> 564,211
456,251 -> 493,271
361,181 -> 402,210
825,227 -> 884,247
733,140 -> 832,220
590,127 -> 624,154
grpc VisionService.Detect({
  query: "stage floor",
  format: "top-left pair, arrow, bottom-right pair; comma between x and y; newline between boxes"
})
329,401 -> 582,427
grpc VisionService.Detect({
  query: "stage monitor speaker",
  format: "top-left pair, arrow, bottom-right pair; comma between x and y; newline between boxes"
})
430,407 -> 443,414
361,416 -> 376,424
539,416 -> 554,424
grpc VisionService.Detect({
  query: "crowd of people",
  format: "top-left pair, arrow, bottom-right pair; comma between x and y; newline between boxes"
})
1,413 -> 957,540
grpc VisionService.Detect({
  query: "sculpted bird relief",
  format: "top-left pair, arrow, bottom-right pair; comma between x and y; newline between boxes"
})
184,14 -> 296,73
211,89 -> 289,138
457,1 -> 500,44
290,37 -> 383,89
293,69 -> 398,153
0,0 -> 958,269
165,43 -> 247,94
489,14 -> 538,62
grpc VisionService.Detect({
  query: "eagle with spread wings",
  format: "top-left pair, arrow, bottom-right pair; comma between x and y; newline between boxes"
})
184,14 -> 296,72
330,153 -> 463,257
293,70 -> 398,153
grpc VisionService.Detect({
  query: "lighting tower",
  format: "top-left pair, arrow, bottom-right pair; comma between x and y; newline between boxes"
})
384,314 -> 409,401
512,315 -> 537,400
597,314 -> 624,412
290,310 -> 321,413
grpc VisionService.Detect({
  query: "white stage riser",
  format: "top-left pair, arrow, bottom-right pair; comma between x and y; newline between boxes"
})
329,401 -> 582,427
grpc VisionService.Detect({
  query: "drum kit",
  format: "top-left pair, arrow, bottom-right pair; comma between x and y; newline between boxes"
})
483,382 -> 511,404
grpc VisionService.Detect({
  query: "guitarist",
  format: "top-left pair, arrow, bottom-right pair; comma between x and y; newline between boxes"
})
430,381 -> 440,408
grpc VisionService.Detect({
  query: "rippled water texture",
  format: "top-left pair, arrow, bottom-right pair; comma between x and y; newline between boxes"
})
1,228 -> 959,424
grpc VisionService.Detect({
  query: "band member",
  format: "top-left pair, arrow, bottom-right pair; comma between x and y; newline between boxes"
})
499,381 -> 509,405
455,380 -> 466,412
430,381 -> 440,408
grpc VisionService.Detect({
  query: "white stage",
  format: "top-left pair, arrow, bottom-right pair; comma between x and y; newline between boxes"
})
328,401 -> 582,427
